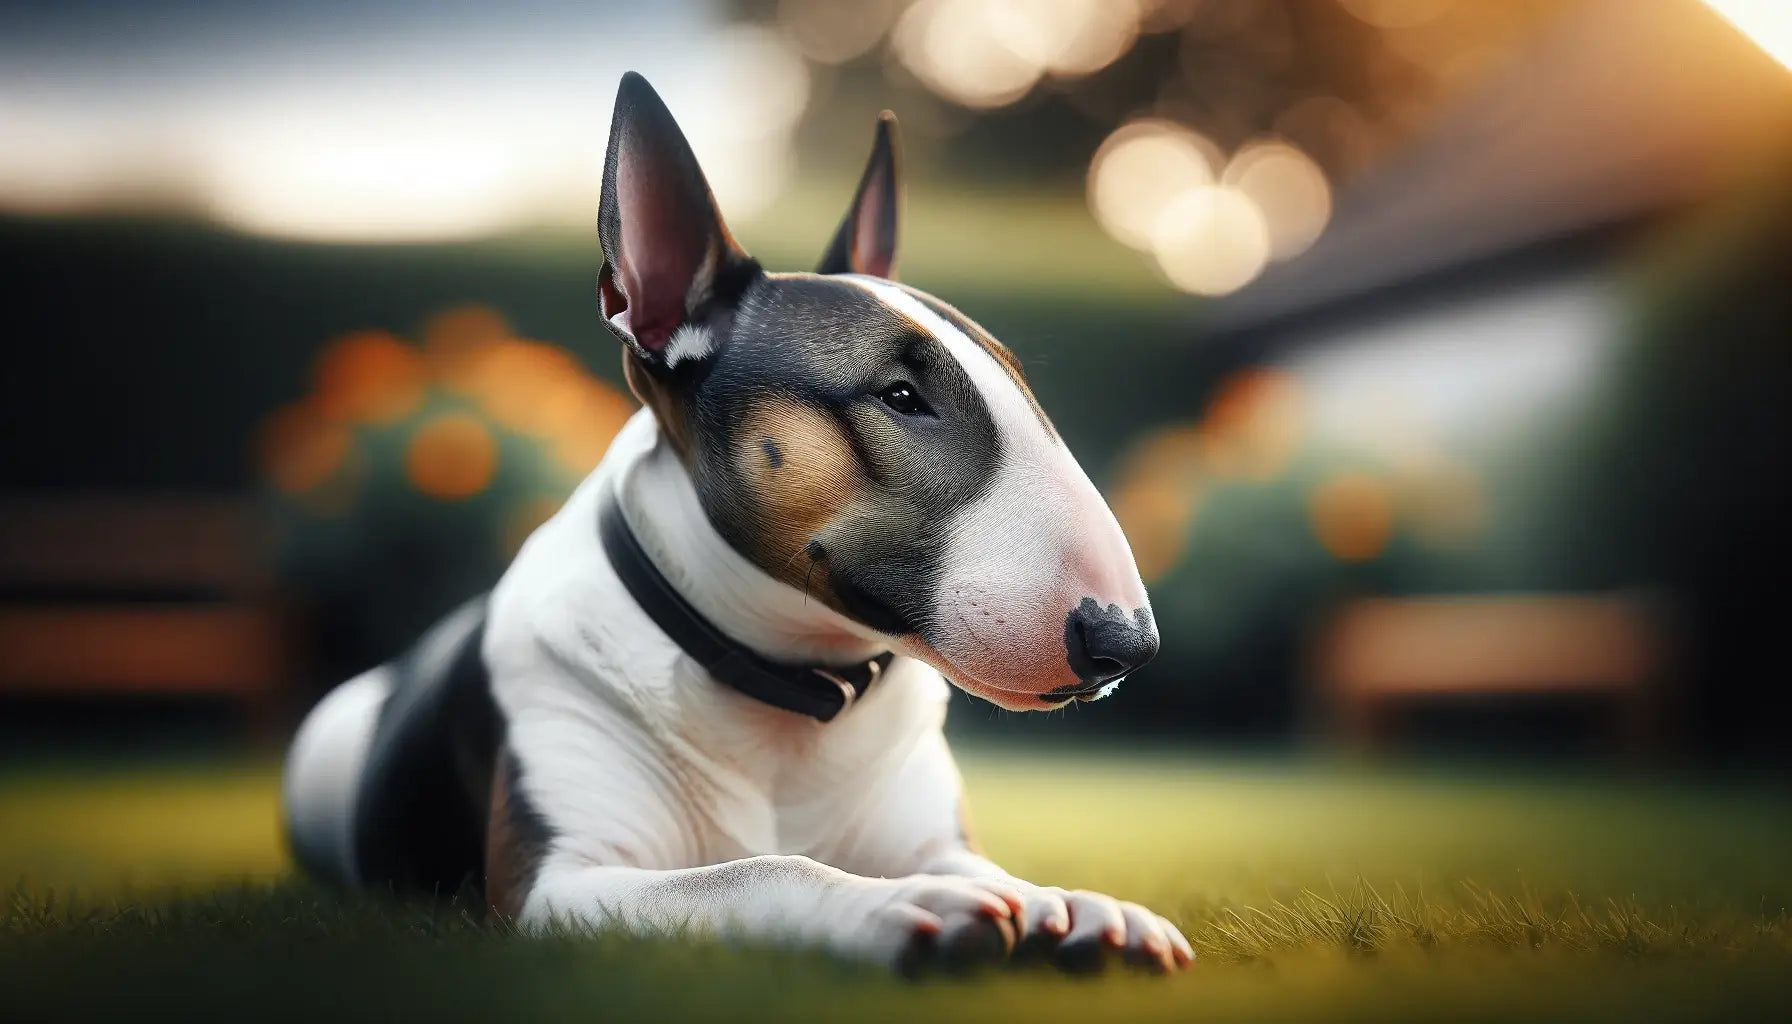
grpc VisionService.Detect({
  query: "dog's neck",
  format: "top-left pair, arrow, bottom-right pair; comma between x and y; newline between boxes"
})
615,430 -> 888,667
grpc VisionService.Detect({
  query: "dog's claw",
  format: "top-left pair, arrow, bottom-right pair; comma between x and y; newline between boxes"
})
1003,886 -> 1193,975
898,911 -> 1015,978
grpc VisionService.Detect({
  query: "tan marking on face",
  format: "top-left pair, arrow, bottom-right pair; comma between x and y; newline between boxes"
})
735,397 -> 869,597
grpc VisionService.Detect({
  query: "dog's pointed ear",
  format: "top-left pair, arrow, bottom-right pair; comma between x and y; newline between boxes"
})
817,111 -> 900,279
599,72 -> 755,363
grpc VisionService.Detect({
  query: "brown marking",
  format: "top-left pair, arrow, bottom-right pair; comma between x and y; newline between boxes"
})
734,397 -> 869,599
485,748 -> 548,920
623,349 -> 693,459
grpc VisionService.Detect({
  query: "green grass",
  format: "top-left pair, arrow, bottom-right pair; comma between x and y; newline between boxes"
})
4,750 -> 1790,1022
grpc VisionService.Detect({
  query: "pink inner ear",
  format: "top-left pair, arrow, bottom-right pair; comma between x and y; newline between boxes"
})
616,148 -> 710,353
851,163 -> 895,279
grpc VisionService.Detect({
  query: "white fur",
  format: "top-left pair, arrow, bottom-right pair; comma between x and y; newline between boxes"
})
835,276 -> 1151,706
283,666 -> 392,887
662,323 -> 716,368
476,408 -> 1188,968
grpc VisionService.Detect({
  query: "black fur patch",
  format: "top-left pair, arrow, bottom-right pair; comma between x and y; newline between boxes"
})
761,436 -> 783,468
350,598 -> 500,899
682,274 -> 1005,641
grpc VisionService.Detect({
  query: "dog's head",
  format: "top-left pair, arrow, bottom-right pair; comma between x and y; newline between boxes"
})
598,73 -> 1156,711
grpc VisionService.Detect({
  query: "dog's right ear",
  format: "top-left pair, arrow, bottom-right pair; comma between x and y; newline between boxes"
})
598,72 -> 755,366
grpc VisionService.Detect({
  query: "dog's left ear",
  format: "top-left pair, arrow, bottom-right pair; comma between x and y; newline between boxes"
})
817,112 -> 900,279
599,72 -> 756,364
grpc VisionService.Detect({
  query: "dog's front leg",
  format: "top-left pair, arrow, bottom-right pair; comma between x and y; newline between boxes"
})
846,733 -> 1194,973
518,855 -> 1026,974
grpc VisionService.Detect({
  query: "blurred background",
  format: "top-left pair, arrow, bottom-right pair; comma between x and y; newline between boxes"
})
2,0 -> 1790,769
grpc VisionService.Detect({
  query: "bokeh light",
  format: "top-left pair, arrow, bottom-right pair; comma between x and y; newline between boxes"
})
1109,423 -> 1205,584
988,0 -> 1143,78
1309,471 -> 1396,563
423,307 -> 513,386
892,0 -> 1043,109
1087,119 -> 1220,252
1197,368 -> 1305,480
1089,121 -> 1330,294
257,404 -> 355,498
893,0 -> 1147,110
405,413 -> 498,502
1150,184 -> 1272,296
310,331 -> 427,426
1109,367 -> 1306,582
1222,139 -> 1332,262
777,0 -> 903,65
256,307 -> 635,516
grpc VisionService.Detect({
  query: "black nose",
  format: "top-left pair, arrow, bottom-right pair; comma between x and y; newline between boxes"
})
1063,598 -> 1159,688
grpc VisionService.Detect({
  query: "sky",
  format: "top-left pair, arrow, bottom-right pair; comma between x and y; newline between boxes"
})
0,0 -> 812,239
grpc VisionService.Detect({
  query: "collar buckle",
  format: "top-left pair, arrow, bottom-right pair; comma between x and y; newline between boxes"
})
812,656 -> 882,714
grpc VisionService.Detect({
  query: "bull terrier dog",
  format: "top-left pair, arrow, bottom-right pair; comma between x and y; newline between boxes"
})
285,71 -> 1186,975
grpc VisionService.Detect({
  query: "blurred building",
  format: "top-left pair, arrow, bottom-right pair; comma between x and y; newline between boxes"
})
1114,0 -> 1792,759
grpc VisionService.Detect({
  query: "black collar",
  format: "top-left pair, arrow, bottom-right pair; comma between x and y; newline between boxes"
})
597,485 -> 891,722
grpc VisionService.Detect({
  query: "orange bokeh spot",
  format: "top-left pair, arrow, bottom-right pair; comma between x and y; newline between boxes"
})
311,330 -> 427,425
1310,471 -> 1395,563
549,383 -> 637,476
1198,368 -> 1303,480
448,336 -> 635,473
464,340 -> 588,435
406,413 -> 499,501
257,400 -> 356,496
425,304 -> 513,391
1109,423 -> 1206,584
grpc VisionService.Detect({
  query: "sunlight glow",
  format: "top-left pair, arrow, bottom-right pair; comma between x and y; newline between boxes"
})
1222,140 -> 1332,262
893,0 -> 1145,109
1087,120 -> 1219,251
204,130 -> 528,243
1702,0 -> 1792,71
1150,185 -> 1271,297
0,21 -> 809,242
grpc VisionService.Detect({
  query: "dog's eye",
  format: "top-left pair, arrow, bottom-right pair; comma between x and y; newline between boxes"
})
874,381 -> 932,417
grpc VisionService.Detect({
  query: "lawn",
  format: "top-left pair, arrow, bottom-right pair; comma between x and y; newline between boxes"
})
3,748 -> 1790,1023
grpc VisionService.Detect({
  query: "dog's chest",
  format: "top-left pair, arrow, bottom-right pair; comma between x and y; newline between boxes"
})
668,662 -> 947,862
675,701 -> 901,858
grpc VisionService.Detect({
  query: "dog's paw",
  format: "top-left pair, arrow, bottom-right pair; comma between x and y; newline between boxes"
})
833,875 -> 1024,977
1008,886 -> 1193,974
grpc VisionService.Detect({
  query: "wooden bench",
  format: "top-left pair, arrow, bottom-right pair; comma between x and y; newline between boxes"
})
0,493 -> 290,735
1311,593 -> 1670,756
